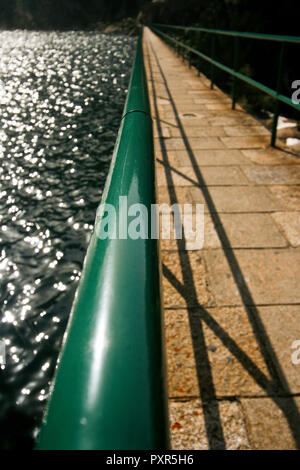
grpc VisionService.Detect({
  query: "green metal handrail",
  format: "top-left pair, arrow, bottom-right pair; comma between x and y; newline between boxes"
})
35,34 -> 170,450
152,23 -> 300,44
150,24 -> 300,147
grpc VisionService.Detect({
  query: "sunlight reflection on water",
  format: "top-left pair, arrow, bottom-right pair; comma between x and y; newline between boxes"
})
0,30 -> 136,449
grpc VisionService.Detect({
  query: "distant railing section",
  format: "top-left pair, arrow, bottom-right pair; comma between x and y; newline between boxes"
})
150,23 -> 300,147
35,34 -> 170,450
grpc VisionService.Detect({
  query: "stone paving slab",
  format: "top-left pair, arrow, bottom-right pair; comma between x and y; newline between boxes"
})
199,306 -> 272,397
209,115 -> 260,127
190,185 -> 284,212
170,399 -> 251,450
163,113 -> 252,127
170,126 -> 227,138
162,109 -> 249,119
241,149 -> 300,166
156,165 -> 197,187
159,211 -> 287,250
172,149 -> 250,167
157,165 -> 249,187
144,27 -> 300,450
216,213 -> 287,248
198,166 -> 249,186
240,397 -> 300,449
204,248 -> 300,306
165,307 -> 271,398
160,250 -> 213,308
224,126 -> 269,136
156,186 -> 192,206
221,135 -> 271,148
159,212 -> 221,251
254,306 -> 300,394
204,103 -> 232,111
164,310 -> 200,398
271,212 -> 300,247
268,185 -> 300,210
242,165 -> 300,184
164,137 -> 225,150
155,151 -> 179,168
159,209 -> 215,249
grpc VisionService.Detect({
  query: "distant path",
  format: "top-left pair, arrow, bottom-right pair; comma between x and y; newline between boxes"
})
143,26 -> 300,450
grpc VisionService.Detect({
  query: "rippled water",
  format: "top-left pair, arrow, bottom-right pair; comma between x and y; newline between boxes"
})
0,30 -> 136,449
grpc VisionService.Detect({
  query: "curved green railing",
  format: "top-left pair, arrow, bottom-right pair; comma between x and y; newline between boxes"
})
150,23 -> 300,147
35,34 -> 170,450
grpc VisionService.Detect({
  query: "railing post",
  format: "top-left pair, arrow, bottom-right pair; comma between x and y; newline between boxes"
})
176,33 -> 180,56
271,42 -> 285,147
197,31 -> 201,76
182,31 -> 185,62
185,29 -> 189,65
210,33 -> 216,89
188,30 -> 193,68
232,36 -> 240,109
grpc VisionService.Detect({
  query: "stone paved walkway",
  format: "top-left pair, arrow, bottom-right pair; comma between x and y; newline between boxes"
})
143,27 -> 300,450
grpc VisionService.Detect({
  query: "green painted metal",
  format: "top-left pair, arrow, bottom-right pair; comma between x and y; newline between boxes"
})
122,37 -> 150,116
210,34 -> 216,89
232,36 -> 240,110
152,23 -> 300,44
35,34 -> 170,450
197,31 -> 201,77
150,25 -> 300,147
271,42 -> 285,147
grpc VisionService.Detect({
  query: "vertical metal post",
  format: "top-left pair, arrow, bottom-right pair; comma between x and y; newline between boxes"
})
185,29 -> 189,65
188,30 -> 194,69
197,31 -> 201,76
182,31 -> 185,62
176,36 -> 179,57
210,33 -> 216,89
271,42 -> 285,147
232,36 -> 240,109
271,101 -> 280,147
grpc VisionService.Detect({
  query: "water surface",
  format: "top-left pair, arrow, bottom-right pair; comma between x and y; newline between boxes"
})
0,30 -> 136,449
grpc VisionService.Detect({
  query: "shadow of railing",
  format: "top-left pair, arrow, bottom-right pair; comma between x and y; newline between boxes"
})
145,33 -> 300,450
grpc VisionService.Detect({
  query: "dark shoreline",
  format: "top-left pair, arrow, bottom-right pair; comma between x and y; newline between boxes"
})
0,17 -> 141,35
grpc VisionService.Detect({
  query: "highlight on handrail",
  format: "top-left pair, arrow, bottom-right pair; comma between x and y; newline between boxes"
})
150,23 -> 300,147
35,33 -> 170,450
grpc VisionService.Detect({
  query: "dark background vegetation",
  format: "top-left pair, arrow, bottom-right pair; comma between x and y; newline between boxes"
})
0,0 -> 298,34
0,0 -> 145,29
0,0 -> 299,117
